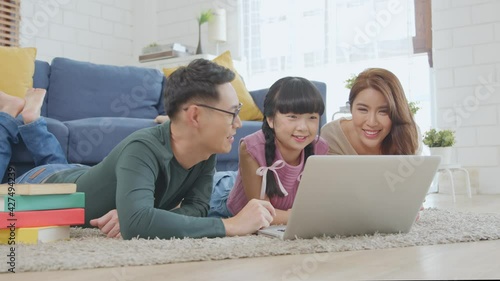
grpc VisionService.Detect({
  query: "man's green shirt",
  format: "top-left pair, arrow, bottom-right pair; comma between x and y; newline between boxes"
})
48,121 -> 226,239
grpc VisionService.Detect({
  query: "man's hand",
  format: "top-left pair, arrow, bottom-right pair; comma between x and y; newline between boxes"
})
154,115 -> 170,124
89,209 -> 122,238
222,199 -> 276,236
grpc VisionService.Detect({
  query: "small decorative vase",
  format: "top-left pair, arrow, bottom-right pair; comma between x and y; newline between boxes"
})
430,147 -> 453,166
196,25 -> 202,54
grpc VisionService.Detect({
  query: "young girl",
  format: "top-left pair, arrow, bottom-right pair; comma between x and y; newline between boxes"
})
321,68 -> 421,156
209,76 -> 328,225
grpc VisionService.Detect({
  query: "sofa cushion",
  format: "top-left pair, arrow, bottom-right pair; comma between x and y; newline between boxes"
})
46,58 -> 165,121
65,117 -> 158,164
215,120 -> 262,171
0,46 -> 36,98
249,88 -> 268,115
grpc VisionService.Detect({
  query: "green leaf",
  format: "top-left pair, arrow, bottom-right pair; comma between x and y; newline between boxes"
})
423,128 -> 456,147
408,101 -> 420,115
197,9 -> 213,25
344,74 -> 357,90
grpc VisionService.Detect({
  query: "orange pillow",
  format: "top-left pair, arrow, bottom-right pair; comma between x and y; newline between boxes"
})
163,51 -> 264,121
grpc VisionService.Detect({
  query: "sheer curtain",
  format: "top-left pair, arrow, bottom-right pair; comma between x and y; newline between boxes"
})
240,0 -> 432,131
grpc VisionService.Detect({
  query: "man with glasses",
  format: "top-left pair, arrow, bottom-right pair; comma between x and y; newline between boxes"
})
6,59 -> 275,240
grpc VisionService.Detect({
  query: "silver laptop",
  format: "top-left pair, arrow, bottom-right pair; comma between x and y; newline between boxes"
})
257,155 -> 440,240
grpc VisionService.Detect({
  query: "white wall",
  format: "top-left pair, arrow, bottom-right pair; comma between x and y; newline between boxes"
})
432,0 -> 500,194
19,0 -> 241,66
20,0 -> 135,66
153,0 -> 241,59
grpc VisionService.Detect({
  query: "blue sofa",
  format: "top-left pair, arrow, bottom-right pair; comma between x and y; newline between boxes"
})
3,57 -> 327,182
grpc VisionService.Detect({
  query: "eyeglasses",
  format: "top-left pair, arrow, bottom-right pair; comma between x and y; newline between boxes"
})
195,102 -> 243,125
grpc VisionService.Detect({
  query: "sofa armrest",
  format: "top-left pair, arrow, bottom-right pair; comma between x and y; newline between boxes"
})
33,60 -> 51,116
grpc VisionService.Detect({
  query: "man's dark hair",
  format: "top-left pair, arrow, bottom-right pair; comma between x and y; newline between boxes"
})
164,59 -> 235,119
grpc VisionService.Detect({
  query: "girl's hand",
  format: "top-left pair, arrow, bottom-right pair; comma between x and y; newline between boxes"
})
222,199 -> 276,236
415,205 -> 424,221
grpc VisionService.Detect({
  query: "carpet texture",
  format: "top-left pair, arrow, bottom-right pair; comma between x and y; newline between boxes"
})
2,208 -> 500,273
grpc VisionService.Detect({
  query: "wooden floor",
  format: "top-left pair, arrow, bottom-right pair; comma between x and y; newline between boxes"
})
8,193 -> 500,281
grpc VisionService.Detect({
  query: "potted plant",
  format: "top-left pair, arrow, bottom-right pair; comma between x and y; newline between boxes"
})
344,73 -> 357,90
423,128 -> 456,165
408,101 -> 420,116
196,9 -> 213,54
142,42 -> 161,55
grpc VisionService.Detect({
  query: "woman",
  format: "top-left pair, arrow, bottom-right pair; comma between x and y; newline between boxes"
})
321,68 -> 421,156
321,68 -> 424,220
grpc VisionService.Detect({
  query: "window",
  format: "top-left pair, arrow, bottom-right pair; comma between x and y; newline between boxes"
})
241,0 -> 433,131
0,0 -> 20,47
412,0 -> 433,67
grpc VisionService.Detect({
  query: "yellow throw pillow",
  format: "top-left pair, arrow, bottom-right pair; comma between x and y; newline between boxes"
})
163,51 -> 264,121
0,47 -> 37,98
162,67 -> 178,77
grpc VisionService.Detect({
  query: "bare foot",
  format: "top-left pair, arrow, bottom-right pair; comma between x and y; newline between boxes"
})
21,88 -> 47,124
0,91 -> 25,118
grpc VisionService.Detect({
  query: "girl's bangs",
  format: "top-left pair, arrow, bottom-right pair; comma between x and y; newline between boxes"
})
274,82 -> 325,115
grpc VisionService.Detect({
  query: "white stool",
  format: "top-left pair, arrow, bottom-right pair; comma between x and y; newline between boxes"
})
331,103 -> 351,120
434,164 -> 472,202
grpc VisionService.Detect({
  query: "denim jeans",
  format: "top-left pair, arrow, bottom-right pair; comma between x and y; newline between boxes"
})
15,163 -> 87,184
0,112 -> 19,181
0,112 -> 77,183
208,170 -> 237,218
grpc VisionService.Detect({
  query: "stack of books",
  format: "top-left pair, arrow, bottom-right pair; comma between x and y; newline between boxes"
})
0,183 -> 85,244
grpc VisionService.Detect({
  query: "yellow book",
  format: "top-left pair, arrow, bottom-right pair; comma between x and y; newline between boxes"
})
0,226 -> 70,245
0,183 -> 76,195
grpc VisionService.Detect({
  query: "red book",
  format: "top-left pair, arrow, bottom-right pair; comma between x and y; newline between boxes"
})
0,208 -> 85,229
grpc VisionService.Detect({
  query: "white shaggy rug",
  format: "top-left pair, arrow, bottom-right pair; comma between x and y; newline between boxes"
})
2,208 -> 500,273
